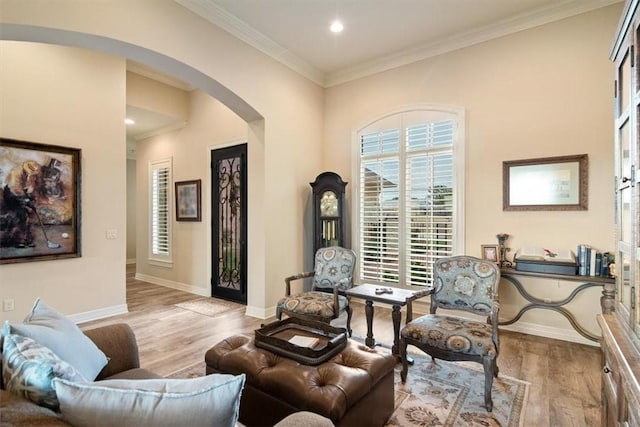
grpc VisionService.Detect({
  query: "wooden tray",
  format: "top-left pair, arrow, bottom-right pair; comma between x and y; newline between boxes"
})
254,318 -> 347,365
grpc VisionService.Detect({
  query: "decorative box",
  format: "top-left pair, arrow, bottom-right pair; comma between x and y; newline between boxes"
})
515,258 -> 578,275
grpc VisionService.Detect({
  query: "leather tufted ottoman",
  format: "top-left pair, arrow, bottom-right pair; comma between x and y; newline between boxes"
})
205,334 -> 396,427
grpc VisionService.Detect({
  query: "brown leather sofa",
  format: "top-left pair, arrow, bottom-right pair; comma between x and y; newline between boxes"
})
205,334 -> 397,427
1,323 -> 333,427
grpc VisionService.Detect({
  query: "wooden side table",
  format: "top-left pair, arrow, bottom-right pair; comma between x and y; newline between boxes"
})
345,284 -> 432,357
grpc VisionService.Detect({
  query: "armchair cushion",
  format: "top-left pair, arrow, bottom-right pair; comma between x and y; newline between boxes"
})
431,257 -> 498,315
400,314 -> 496,357
312,247 -> 356,290
277,291 -> 349,318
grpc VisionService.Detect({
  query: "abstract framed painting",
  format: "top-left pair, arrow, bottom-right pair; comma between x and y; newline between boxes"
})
175,179 -> 201,222
0,138 -> 81,264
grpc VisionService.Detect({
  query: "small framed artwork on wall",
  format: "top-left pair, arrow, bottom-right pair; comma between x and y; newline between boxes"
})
481,244 -> 500,263
175,179 -> 201,221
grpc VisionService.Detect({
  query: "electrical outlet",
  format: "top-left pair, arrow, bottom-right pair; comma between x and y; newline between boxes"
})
106,229 -> 118,240
3,298 -> 15,312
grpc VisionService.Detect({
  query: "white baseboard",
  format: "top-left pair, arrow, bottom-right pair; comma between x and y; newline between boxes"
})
71,304 -> 128,324
135,273 -> 210,297
126,258 -> 136,265
351,296 -> 598,347
245,305 -> 276,320
498,321 -> 599,347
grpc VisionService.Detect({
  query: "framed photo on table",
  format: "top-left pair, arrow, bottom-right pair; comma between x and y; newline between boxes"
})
481,244 -> 500,263
175,179 -> 201,221
0,138 -> 82,264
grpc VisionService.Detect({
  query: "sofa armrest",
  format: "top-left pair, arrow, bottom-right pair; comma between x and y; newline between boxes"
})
82,323 -> 140,380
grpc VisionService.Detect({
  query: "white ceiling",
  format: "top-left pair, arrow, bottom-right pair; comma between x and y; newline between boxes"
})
128,0 -> 622,139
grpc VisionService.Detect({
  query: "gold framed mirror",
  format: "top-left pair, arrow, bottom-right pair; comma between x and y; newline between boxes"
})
503,154 -> 588,211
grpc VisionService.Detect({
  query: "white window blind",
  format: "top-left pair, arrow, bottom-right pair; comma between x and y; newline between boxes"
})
150,159 -> 172,263
358,110 -> 462,287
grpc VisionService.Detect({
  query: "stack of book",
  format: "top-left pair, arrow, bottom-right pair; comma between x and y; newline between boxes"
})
576,244 -> 614,277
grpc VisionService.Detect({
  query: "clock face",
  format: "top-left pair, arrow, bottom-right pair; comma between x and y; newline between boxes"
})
320,191 -> 338,217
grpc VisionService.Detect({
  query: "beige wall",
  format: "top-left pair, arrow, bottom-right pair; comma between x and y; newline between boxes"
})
0,0 -> 623,344
134,89 -> 247,297
324,5 -> 622,344
1,0 -> 324,320
127,71 -> 189,125
0,42 -> 127,321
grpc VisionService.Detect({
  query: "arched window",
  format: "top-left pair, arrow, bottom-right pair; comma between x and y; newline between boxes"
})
355,107 -> 465,287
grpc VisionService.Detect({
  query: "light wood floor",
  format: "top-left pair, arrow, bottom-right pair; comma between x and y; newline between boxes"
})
81,266 -> 602,426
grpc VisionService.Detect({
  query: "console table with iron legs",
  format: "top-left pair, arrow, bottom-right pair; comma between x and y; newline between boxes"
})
499,268 -> 615,342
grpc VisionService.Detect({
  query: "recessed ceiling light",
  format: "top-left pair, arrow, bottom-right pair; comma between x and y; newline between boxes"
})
330,20 -> 344,33
125,118 -> 135,125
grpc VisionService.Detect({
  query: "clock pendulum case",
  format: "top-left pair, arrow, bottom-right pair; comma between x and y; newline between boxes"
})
310,172 -> 347,253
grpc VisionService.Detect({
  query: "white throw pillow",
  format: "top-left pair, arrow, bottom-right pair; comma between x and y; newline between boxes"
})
7,298 -> 108,380
54,373 -> 245,427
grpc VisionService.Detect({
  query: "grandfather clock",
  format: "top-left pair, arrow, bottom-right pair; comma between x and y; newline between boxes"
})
311,172 -> 347,253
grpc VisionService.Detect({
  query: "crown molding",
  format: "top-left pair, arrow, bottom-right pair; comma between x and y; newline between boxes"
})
325,0 -> 623,87
175,0 -> 623,88
175,0 -> 324,85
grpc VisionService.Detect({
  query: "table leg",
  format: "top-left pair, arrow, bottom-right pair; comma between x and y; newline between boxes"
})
365,300 -> 375,348
406,300 -> 413,323
396,304 -> 415,365
391,305 -> 401,356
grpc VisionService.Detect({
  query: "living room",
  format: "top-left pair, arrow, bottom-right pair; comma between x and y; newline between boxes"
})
0,0 -> 629,425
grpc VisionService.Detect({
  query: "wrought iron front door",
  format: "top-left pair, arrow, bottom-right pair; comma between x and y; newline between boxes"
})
211,144 -> 247,304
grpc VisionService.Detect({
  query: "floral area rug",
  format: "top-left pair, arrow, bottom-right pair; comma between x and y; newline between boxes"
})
168,350 -> 529,427
387,356 -> 529,427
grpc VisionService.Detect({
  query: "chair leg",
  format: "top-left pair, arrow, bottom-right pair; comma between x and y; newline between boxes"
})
346,305 -> 353,337
494,359 -> 499,378
482,356 -> 494,412
276,307 -> 282,320
400,339 -> 409,383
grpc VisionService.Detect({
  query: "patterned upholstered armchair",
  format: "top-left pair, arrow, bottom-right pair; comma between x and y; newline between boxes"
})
399,255 -> 501,411
276,246 -> 356,336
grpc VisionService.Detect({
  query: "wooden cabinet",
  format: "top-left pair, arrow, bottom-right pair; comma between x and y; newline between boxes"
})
601,1 -> 640,425
599,317 -> 640,427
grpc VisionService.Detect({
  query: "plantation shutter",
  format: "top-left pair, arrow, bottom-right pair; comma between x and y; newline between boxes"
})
360,128 -> 401,282
358,114 -> 457,287
150,159 -> 171,260
404,121 -> 454,286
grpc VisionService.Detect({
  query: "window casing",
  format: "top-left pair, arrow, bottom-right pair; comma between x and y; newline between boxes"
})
355,108 -> 465,288
149,158 -> 172,266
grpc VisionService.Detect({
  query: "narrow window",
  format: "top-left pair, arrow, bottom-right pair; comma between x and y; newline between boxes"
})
149,158 -> 172,265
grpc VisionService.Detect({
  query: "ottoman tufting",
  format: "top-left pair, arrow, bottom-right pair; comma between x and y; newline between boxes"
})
205,334 -> 396,427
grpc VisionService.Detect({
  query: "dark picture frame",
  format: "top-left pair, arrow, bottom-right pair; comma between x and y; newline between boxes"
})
481,244 -> 500,263
0,138 -> 82,264
503,154 -> 588,211
175,179 -> 201,221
